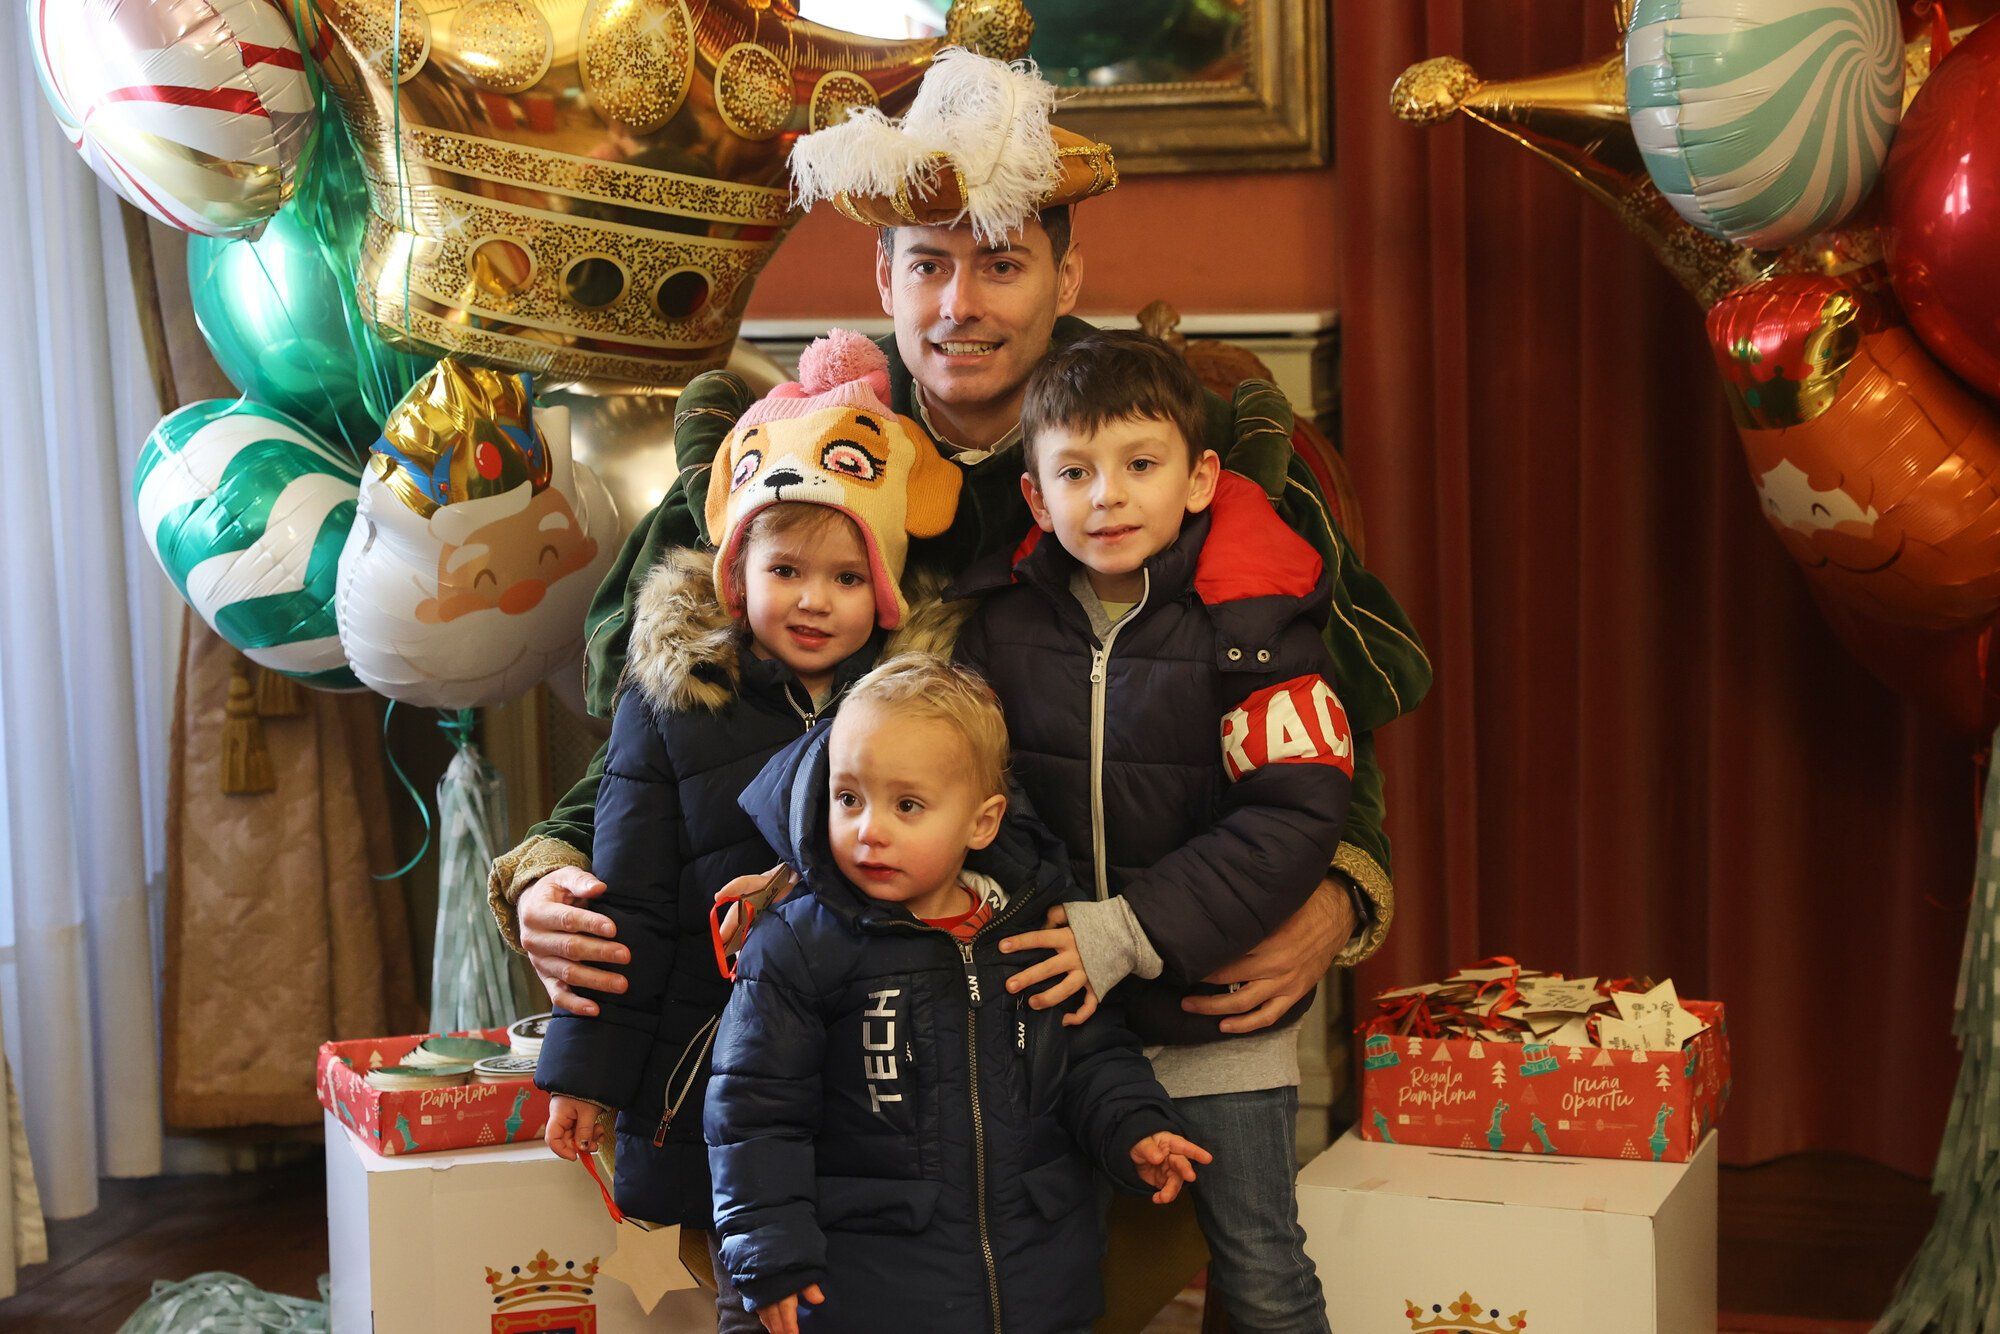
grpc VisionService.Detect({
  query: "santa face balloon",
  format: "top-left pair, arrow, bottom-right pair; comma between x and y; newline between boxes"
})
1708,276 -> 2000,631
336,362 -> 616,708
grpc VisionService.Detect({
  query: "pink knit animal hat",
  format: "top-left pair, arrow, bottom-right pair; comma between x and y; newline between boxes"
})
707,329 -> 962,630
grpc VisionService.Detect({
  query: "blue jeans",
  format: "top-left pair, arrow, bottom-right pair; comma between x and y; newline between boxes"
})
1174,1086 -> 1329,1334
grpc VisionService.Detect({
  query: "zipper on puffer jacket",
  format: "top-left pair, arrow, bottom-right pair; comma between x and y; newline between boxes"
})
880,888 -> 1037,1334
652,1014 -> 721,1146
1088,575 -> 1149,902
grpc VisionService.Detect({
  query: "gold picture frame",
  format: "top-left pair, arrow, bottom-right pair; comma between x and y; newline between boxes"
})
1045,0 -> 1329,175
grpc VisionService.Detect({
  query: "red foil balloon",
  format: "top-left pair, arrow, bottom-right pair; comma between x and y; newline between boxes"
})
1883,17 -> 2000,398
1708,275 -> 2000,630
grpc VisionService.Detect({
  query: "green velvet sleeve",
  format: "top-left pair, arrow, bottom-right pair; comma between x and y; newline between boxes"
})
523,742 -> 606,859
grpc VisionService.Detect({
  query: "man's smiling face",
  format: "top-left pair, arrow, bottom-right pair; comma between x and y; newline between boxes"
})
875,217 -> 1083,422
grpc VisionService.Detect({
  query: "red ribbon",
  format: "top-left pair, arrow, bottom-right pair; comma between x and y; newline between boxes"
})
579,1151 -> 624,1224
1917,0 -> 1954,62
710,898 -> 756,982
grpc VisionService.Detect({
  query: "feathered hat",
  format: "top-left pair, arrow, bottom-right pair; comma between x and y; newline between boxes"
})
788,47 -> 1116,245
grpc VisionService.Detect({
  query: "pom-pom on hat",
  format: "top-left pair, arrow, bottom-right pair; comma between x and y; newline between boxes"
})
707,329 -> 962,630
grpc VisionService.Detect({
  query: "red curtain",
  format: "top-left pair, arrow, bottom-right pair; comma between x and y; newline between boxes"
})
1336,2 -> 1972,1174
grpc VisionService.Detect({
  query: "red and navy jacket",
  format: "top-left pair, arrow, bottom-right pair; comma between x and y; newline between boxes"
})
950,472 -> 1355,1045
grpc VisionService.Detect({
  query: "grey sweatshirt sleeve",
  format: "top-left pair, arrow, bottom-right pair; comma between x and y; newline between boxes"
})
1063,896 -> 1164,1001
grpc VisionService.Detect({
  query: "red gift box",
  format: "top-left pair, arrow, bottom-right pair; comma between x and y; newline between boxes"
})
1357,1001 -> 1731,1163
315,1028 -> 550,1157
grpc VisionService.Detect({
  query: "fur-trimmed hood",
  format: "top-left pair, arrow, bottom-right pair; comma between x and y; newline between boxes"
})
620,548 -> 973,715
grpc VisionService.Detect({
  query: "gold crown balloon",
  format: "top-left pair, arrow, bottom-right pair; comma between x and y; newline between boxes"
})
303,0 -> 1034,389
369,360 -> 550,518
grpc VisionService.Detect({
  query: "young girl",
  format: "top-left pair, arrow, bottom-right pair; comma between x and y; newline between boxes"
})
535,331 -> 961,1331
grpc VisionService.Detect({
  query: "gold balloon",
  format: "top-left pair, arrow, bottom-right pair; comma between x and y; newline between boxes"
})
541,336 -> 788,540
305,0 -> 1032,390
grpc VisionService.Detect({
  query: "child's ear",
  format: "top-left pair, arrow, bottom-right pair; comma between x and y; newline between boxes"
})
1019,472 -> 1056,532
1184,449 -> 1222,514
966,791 -> 1007,850
902,426 -> 963,538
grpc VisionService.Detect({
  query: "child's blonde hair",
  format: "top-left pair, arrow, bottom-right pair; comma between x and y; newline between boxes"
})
724,502 -> 866,616
845,655 -> 1009,797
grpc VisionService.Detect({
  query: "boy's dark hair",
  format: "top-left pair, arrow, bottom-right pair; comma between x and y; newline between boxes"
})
877,205 -> 1072,263
1019,328 -> 1208,476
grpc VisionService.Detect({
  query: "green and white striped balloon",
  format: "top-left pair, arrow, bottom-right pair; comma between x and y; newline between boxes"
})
134,400 -> 362,689
1626,0 -> 1903,249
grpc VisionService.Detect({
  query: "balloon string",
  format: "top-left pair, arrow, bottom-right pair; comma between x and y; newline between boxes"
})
436,707 -> 478,754
392,0 -> 415,347
374,700 -> 433,880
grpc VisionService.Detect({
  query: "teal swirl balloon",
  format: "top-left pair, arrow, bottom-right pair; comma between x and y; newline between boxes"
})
1626,0 -> 1903,249
134,400 -> 362,689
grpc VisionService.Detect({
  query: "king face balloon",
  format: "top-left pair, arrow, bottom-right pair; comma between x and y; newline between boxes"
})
336,363 -> 617,708
30,0 -> 317,237
133,400 -> 362,689
1626,0 -> 1903,248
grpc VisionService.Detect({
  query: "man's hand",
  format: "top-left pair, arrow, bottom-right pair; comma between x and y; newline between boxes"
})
756,1284 -> 825,1334
999,904 -> 1098,1026
1181,877 -> 1355,1034
1129,1130 -> 1214,1204
520,867 -> 627,1017
544,1096 -> 604,1161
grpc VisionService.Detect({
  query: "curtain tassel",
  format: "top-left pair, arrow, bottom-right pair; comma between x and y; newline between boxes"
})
221,659 -> 275,795
254,666 -> 304,718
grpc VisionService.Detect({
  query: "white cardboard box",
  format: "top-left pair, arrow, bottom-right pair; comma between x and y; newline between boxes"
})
324,1112 -> 716,1332
1299,1128 -> 1717,1333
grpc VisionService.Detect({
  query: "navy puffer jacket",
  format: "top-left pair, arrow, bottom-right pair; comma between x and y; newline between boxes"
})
534,550 -> 942,1227
951,473 -> 1355,1045
704,725 -> 1182,1333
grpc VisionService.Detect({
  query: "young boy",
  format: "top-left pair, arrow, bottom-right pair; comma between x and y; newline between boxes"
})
952,329 -> 1356,1332
705,657 -> 1212,1334
534,331 -> 964,1333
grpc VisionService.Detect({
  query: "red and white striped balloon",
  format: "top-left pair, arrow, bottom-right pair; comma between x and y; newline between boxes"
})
30,0 -> 318,237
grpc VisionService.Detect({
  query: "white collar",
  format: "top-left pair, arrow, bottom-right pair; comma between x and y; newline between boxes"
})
911,381 -> 1021,466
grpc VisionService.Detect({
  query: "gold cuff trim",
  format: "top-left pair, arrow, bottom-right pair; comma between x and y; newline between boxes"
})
1332,842 -> 1394,968
487,834 -> 592,954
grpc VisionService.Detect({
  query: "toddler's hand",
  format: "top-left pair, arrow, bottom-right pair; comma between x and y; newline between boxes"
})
545,1095 -> 604,1161
999,904 -> 1099,1026
1129,1130 -> 1213,1205
756,1283 -> 825,1334
714,864 -> 797,953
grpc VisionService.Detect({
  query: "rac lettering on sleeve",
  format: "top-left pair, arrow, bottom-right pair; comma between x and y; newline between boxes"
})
1220,676 -> 1354,781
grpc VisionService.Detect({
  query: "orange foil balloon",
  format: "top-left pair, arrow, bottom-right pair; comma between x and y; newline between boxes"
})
1707,275 -> 2000,630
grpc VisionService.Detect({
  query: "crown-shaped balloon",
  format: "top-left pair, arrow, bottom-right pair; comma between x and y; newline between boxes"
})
305,0 -> 1034,389
1405,1292 -> 1529,1333
369,360 -> 550,518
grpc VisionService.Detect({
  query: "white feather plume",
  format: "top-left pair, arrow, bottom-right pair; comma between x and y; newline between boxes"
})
788,47 -> 1061,246
789,105 -> 940,214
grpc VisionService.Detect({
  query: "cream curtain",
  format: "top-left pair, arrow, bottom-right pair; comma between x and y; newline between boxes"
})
0,0 -> 175,1292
